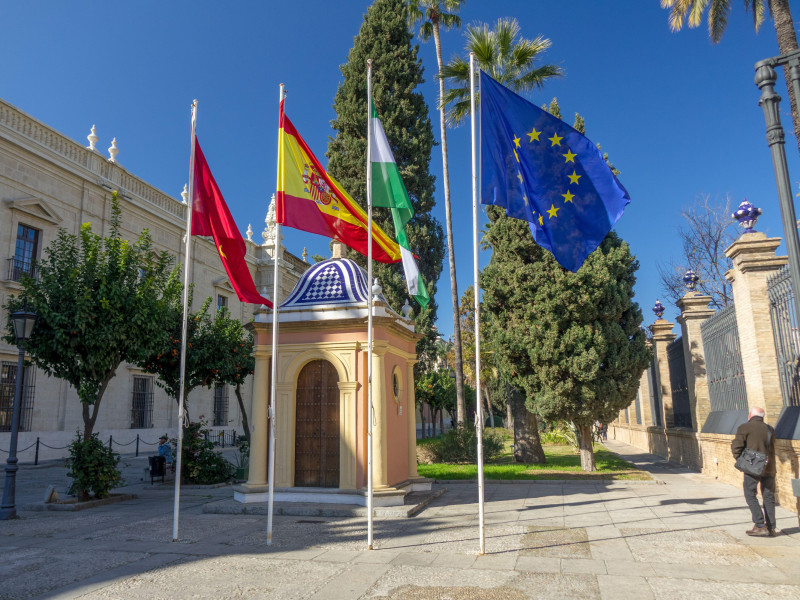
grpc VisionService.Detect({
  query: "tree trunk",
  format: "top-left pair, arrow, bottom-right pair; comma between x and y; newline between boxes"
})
234,383 -> 251,444
420,405 -> 426,439
576,424 -> 596,472
484,385 -> 494,429
511,391 -> 545,463
439,407 -> 445,434
431,405 -> 437,437
770,0 -> 800,156
505,381 -> 513,431
433,20 -> 466,426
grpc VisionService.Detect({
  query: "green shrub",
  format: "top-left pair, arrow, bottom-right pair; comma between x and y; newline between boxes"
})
416,443 -> 441,464
539,421 -> 580,452
179,419 -> 235,484
419,426 -> 504,464
66,432 -> 123,500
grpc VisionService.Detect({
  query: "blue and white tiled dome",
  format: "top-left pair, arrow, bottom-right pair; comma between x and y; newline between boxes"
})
281,258 -> 387,309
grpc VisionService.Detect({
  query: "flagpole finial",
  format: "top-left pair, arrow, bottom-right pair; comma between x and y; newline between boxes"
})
367,58 -> 372,67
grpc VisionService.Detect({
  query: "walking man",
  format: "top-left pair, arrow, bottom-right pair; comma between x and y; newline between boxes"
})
731,407 -> 778,537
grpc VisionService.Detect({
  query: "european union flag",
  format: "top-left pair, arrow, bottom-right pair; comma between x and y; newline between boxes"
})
480,71 -> 630,272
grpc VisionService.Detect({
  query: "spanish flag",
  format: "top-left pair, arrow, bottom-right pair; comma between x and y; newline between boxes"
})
192,137 -> 273,308
277,99 -> 402,264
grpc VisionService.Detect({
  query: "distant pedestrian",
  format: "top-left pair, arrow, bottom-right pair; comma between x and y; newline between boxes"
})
731,407 -> 778,537
600,423 -> 608,441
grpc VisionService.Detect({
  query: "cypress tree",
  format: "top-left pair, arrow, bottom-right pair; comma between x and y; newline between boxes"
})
327,0 -> 444,365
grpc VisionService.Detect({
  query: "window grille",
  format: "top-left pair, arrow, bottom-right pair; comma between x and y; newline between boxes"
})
214,385 -> 229,426
0,361 -> 35,432
131,375 -> 154,429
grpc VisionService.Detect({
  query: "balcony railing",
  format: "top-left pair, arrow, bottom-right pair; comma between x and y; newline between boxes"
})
6,258 -> 37,282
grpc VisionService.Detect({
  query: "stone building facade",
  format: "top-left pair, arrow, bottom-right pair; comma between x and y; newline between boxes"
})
0,98 -> 308,460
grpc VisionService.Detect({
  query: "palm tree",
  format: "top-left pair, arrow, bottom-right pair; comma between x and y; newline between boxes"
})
661,0 -> 800,155
440,18 -> 563,126
408,0 -> 468,426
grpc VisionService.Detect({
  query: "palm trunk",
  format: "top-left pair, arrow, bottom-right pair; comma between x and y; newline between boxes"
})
505,381 -> 513,431
433,20 -> 466,427
770,0 -> 800,156
484,385 -> 494,428
576,423 -> 596,472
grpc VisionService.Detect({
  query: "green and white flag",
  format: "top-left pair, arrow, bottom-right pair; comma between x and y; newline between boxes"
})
369,101 -> 430,308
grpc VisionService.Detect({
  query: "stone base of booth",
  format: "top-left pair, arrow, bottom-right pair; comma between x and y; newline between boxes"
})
610,423 -> 800,513
233,483 -> 270,504
232,478 -> 433,507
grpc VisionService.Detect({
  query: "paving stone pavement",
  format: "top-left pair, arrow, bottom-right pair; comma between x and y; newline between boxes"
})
1,440 -> 798,599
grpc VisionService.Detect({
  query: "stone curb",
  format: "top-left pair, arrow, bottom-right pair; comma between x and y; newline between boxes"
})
20,493 -> 138,512
430,478 -> 662,485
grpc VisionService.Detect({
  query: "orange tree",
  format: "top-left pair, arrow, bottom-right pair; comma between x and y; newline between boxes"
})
139,296 -> 254,435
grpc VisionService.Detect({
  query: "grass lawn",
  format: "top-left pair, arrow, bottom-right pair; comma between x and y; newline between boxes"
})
417,442 -> 651,481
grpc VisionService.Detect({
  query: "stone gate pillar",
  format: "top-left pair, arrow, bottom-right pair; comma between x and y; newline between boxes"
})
676,293 -> 715,431
651,318 -> 676,429
725,232 -> 787,424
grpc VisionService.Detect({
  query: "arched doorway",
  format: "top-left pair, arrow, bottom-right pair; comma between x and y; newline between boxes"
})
294,360 -> 340,487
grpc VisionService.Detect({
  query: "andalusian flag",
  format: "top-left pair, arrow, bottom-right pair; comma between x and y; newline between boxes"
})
369,101 -> 429,307
277,100 -> 402,264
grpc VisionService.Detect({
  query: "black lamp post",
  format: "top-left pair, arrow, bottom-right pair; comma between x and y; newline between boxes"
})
0,307 -> 37,520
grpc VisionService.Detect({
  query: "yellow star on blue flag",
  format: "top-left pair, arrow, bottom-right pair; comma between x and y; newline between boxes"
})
480,71 -> 630,271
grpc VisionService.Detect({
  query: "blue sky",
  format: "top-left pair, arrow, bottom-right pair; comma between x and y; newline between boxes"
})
3,1 -> 799,338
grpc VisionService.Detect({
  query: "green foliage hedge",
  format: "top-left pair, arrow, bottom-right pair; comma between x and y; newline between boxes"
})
416,426 -> 505,464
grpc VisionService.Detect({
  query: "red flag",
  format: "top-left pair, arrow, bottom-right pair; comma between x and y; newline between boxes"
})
191,138 -> 273,308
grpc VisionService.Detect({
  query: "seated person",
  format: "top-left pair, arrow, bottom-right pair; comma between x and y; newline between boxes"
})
158,435 -> 173,465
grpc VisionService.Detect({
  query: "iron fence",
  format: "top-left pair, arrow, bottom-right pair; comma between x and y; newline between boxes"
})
701,303 -> 748,412
647,355 -> 663,427
767,265 -> 800,407
667,337 -> 693,429
204,429 -> 238,447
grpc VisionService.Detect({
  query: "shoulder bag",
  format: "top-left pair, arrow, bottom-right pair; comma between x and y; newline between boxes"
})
734,427 -> 773,477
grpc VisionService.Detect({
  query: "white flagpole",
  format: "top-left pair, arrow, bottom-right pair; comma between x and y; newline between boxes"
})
267,85 -> 286,546
469,53 -> 486,555
366,58 -> 375,550
173,99 -> 198,543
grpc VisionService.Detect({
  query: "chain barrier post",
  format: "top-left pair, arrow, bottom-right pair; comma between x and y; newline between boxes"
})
136,434 -> 139,457
108,435 -> 112,450
34,437 -> 39,465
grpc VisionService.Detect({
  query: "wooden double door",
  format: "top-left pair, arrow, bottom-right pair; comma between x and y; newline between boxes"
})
294,360 -> 340,487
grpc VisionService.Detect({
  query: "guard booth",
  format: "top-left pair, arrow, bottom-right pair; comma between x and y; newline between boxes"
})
233,254 -> 430,506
